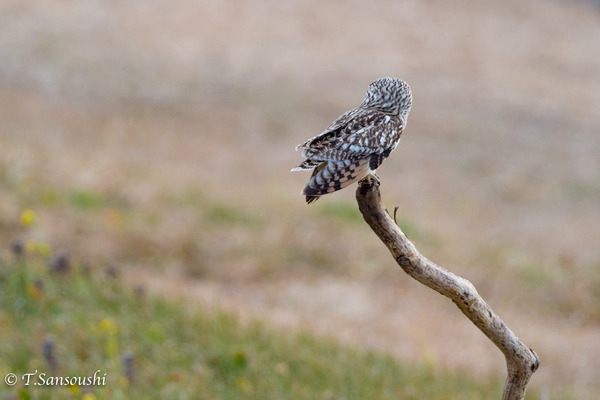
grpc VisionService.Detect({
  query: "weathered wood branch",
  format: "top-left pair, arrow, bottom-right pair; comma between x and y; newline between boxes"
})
356,175 -> 540,400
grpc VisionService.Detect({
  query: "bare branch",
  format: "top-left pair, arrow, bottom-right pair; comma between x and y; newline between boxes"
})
356,175 -> 540,400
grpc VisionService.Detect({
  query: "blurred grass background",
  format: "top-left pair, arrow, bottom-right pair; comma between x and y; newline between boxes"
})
1,251 -> 512,400
1,0 -> 599,398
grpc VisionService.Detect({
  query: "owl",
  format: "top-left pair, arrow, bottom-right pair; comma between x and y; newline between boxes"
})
292,77 -> 412,204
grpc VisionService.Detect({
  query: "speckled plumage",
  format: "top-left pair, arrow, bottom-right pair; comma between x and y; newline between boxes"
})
292,77 -> 412,204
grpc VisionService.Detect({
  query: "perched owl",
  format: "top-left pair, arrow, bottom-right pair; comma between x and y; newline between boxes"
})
292,77 -> 412,204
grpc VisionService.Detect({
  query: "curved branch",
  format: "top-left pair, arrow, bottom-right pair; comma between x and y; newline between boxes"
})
356,175 -> 540,400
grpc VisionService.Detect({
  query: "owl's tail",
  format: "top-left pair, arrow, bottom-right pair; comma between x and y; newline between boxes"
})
300,158 -> 371,204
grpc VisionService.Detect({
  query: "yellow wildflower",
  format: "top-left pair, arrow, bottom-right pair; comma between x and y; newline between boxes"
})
25,240 -> 52,257
99,318 -> 118,358
99,318 -> 118,335
27,283 -> 43,301
21,209 -> 37,227
235,377 -> 253,393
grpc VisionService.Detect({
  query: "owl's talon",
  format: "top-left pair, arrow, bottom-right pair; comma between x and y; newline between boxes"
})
370,173 -> 380,185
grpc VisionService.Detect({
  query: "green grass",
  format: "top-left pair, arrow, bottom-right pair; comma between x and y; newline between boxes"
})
0,252 -> 507,400
316,200 -> 364,224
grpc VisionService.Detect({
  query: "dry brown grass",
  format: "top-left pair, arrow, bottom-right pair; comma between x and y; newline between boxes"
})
1,0 -> 600,397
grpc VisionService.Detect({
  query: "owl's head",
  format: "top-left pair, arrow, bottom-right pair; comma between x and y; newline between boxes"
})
362,78 -> 412,118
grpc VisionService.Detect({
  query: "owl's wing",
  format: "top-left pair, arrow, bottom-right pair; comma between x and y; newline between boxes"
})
298,110 -> 399,162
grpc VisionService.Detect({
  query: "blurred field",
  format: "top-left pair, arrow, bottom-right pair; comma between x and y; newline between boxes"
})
1,0 -> 599,398
2,249 -> 513,399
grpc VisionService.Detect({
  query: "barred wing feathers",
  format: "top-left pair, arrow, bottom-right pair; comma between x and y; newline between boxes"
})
296,111 -> 399,161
